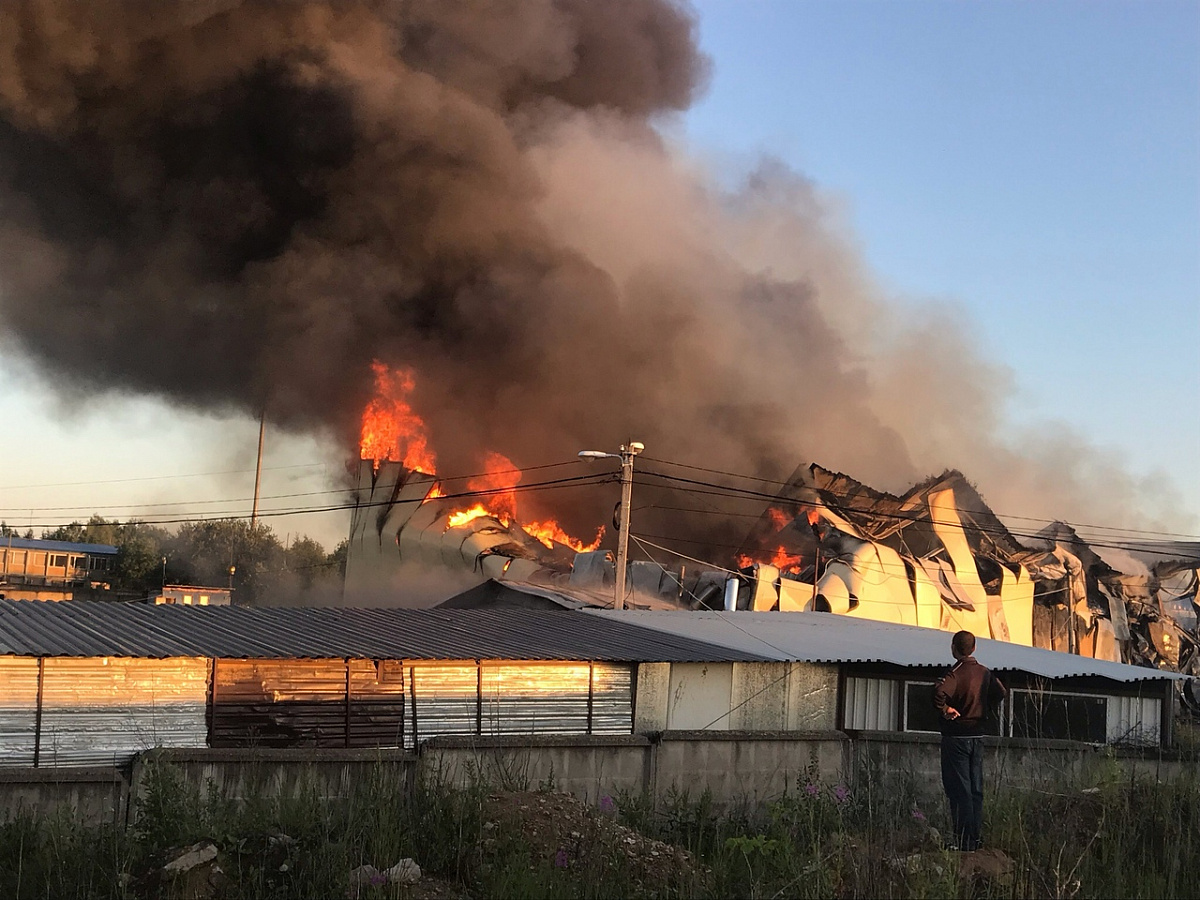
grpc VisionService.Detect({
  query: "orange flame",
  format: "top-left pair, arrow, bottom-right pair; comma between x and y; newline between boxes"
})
524,522 -> 605,553
767,507 -> 791,531
446,504 -> 493,529
770,545 -> 804,573
459,451 -> 519,525
359,361 -> 437,472
736,546 -> 804,574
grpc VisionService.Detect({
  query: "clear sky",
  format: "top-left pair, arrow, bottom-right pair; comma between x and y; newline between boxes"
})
0,0 -> 1196,550
685,0 -> 1200,520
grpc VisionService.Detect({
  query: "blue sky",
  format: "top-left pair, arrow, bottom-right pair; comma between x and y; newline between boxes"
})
685,0 -> 1199,519
0,0 -> 1196,548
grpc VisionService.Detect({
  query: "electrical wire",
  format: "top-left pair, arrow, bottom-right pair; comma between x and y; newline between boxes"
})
8,472 -> 614,530
641,456 -> 1200,541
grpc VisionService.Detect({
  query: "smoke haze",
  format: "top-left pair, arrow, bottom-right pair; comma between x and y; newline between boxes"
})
0,0 -> 1189,548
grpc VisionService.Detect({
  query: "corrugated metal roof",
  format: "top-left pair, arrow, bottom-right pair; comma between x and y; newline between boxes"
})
0,599 -> 766,663
0,537 -> 118,555
585,610 -> 1189,684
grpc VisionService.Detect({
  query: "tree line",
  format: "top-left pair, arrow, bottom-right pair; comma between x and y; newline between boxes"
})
1,516 -> 347,605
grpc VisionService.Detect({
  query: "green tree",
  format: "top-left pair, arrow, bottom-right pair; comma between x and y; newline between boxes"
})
115,522 -> 171,593
167,520 -> 286,604
326,539 -> 349,579
41,521 -> 88,543
285,536 -> 328,590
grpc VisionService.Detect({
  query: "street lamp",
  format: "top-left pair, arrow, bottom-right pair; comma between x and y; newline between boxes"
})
578,441 -> 644,610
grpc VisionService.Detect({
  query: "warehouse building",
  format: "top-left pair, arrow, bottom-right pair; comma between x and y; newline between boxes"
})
0,599 -> 1185,769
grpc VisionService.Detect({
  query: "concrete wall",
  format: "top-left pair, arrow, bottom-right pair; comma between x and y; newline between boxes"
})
1,732 -> 1193,828
0,766 -> 127,826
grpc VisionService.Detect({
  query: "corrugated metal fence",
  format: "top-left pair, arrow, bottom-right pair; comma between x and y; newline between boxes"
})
0,657 -> 208,767
0,656 -> 635,765
211,659 -> 633,750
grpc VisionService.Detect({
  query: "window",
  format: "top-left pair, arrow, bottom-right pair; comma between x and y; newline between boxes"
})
1011,689 -> 1106,743
30,551 -> 46,568
89,557 -> 111,572
904,681 -> 1005,735
50,554 -> 68,568
844,676 -> 900,729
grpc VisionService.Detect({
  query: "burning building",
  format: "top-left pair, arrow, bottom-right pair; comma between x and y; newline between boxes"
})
341,362 -> 1199,680
344,361 -> 619,603
729,464 -> 1200,677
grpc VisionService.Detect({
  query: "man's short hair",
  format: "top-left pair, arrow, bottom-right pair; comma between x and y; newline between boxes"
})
952,630 -> 976,657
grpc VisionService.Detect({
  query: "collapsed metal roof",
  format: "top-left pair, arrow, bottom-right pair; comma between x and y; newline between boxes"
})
0,599 -> 765,663
586,609 -> 1189,684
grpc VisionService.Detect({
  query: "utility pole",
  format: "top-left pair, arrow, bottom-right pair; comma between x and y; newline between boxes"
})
250,410 -> 266,530
579,441 -> 644,610
614,442 -> 644,611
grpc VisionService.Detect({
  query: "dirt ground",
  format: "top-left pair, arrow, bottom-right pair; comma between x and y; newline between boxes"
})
481,790 -> 703,889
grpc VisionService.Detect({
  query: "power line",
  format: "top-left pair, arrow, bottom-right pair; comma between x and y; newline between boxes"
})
0,461 -> 600,515
0,462 -> 330,491
11,473 -> 614,531
641,457 -> 1200,541
634,470 -> 1200,558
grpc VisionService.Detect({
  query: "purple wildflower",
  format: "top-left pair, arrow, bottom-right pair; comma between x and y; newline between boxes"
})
599,795 -> 616,813
911,808 -> 926,822
554,849 -> 569,868
804,783 -> 820,797
368,872 -> 388,886
833,784 -> 849,804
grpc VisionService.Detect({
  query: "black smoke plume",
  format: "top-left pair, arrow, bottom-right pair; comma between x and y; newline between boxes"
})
0,0 -> 1187,547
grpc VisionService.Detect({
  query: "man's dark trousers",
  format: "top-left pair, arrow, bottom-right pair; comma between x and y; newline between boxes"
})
941,734 -> 984,850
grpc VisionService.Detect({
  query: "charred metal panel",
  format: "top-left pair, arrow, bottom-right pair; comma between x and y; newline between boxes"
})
0,656 -> 39,765
38,657 -> 207,766
210,658 -> 406,749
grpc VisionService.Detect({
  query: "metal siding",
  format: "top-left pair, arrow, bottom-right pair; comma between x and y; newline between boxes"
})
210,658 -> 406,749
38,658 -> 207,766
0,657 -> 38,764
481,662 -> 590,735
591,664 -> 633,734
405,660 -> 634,741
350,659 -> 407,749
409,662 -> 480,742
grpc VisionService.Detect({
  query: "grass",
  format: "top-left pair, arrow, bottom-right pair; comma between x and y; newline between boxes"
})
0,754 -> 1197,899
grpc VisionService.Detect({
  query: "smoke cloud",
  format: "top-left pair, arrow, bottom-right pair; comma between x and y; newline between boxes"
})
0,0 -> 1188,549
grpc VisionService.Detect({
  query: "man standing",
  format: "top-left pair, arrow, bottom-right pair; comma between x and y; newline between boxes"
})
933,630 -> 1007,851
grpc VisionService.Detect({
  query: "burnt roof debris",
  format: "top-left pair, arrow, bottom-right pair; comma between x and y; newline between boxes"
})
731,462 -> 1200,679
